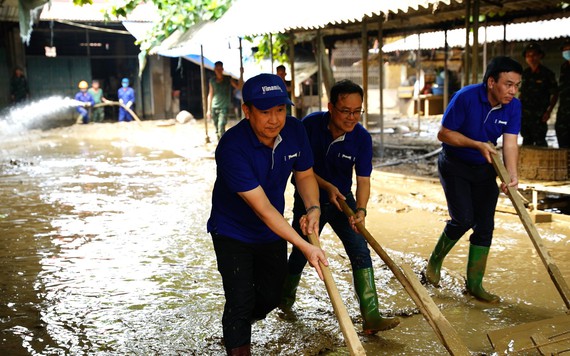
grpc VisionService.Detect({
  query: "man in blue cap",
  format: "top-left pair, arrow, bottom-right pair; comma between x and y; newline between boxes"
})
207,73 -> 328,355
117,77 -> 135,122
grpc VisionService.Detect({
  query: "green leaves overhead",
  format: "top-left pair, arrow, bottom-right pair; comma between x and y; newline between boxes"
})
73,0 -> 286,72
246,33 -> 289,64
103,0 -> 232,72
73,0 -> 92,5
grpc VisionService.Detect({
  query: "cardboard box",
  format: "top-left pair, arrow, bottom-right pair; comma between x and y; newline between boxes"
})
518,147 -> 570,181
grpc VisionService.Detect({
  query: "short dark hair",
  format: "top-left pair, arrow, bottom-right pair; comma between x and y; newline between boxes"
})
276,64 -> 286,71
215,61 -> 223,66
330,79 -> 364,105
483,56 -> 523,84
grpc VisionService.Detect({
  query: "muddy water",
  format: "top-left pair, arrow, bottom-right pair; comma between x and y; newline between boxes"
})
1,120 -> 569,355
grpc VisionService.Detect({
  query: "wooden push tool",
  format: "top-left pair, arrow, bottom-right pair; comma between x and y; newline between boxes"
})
489,147 -> 570,310
306,232 -> 366,356
338,199 -> 470,356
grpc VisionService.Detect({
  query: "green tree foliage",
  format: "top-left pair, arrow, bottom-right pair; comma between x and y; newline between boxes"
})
104,0 -> 232,57
74,0 -> 288,72
246,33 -> 289,65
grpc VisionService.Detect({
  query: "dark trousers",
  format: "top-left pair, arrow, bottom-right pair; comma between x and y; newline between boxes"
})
438,150 -> 499,247
556,120 -> 570,148
521,112 -> 548,147
287,192 -> 372,275
212,233 -> 287,350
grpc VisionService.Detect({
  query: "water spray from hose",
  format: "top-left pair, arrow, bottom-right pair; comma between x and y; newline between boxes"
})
0,96 -> 84,135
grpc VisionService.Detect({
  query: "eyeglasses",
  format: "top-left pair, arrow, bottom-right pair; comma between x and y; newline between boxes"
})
333,106 -> 365,119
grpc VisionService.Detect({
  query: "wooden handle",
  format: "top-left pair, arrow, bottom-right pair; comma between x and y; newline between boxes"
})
306,233 -> 366,356
488,143 -> 570,309
337,199 -> 470,356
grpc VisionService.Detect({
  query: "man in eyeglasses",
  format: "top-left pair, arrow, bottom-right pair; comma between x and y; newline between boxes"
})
280,79 -> 400,334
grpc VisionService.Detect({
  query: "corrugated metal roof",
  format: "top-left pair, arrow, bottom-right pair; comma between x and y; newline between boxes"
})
0,0 -> 20,22
0,0 -> 157,23
153,0 -> 567,72
214,0 -> 567,39
39,0 -> 159,22
382,17 -> 570,52
216,0 -> 463,37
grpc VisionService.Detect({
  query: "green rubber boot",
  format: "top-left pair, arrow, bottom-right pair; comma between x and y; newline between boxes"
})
425,232 -> 459,287
353,268 -> 400,334
466,244 -> 500,303
279,273 -> 302,310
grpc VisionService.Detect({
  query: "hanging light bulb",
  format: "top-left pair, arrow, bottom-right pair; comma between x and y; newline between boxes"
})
45,20 -> 57,57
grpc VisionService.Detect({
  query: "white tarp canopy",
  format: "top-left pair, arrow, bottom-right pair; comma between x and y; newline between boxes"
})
123,20 -> 244,79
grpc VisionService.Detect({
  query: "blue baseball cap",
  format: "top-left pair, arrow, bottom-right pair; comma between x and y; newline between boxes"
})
242,73 -> 294,110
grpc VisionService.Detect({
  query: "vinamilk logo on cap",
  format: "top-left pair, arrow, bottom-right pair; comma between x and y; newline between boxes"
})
242,73 -> 294,110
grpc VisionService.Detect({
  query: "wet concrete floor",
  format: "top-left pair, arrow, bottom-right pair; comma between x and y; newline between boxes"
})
1,119 -> 569,355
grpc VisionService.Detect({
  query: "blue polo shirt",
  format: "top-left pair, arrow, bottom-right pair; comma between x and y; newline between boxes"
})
301,111 -> 373,200
207,117 -> 314,243
441,83 -> 521,164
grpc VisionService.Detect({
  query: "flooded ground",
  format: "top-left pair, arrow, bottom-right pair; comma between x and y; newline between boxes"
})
1,117 -> 569,355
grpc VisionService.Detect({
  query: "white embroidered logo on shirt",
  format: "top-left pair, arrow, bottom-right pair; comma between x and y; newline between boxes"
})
284,151 -> 300,161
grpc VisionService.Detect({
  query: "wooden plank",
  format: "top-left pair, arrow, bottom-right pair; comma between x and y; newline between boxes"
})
487,314 -> 570,354
490,146 -> 570,310
338,199 -> 471,356
531,212 -> 552,224
530,333 -> 559,355
306,233 -> 366,356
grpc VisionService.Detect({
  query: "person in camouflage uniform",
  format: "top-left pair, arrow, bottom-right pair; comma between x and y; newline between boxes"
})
10,67 -> 29,103
556,38 -> 570,148
88,80 -> 106,123
519,43 -> 558,147
207,61 -> 242,140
